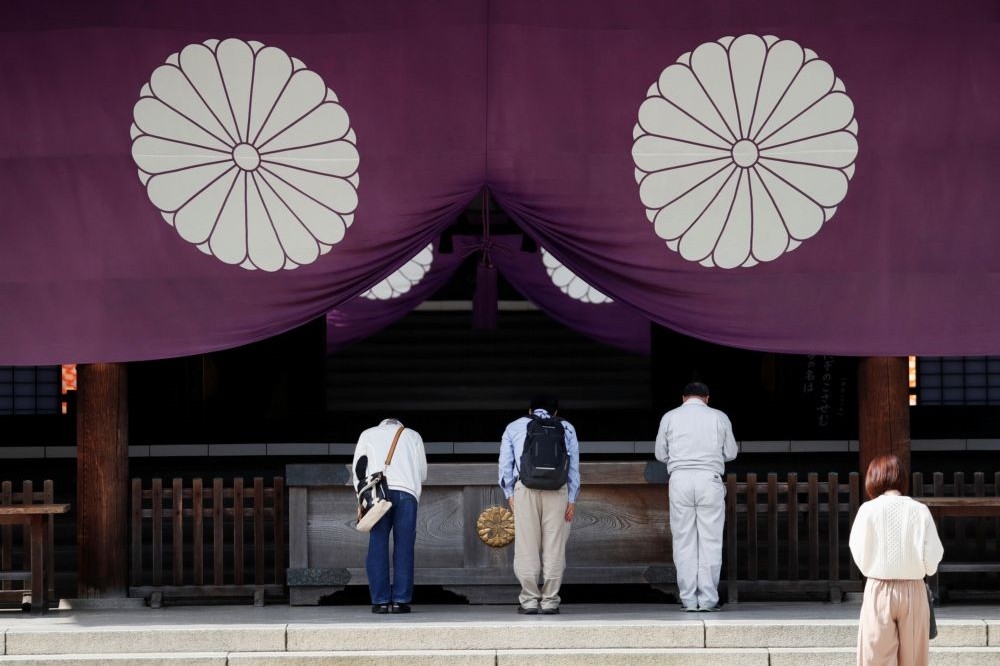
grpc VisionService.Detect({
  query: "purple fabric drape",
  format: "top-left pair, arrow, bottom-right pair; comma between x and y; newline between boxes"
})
488,0 -> 1000,356
2,0 -> 1000,362
487,236 -> 652,355
325,242 -> 465,351
0,0 -> 486,363
325,235 -> 652,355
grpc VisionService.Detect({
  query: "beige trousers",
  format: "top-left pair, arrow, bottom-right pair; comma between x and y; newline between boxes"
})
857,578 -> 930,666
512,481 -> 571,610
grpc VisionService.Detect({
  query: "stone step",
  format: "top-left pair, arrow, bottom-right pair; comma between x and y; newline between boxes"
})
12,618 -> 986,654
283,619 -> 992,651
4,648 -> 1000,666
0,656 -> 227,665
230,650 -> 767,665
770,647 -> 1000,666
2,604 -> 1000,665
705,619 -> 987,648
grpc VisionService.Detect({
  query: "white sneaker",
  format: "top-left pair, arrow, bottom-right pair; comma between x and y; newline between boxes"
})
356,498 -> 392,532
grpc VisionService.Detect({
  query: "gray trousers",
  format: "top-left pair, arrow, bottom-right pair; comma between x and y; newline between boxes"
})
668,469 -> 725,609
512,481 -> 571,610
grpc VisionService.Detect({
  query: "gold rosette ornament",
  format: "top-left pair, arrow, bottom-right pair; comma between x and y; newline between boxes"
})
476,505 -> 515,548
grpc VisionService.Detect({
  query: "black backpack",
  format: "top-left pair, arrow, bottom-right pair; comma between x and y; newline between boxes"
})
518,415 -> 569,490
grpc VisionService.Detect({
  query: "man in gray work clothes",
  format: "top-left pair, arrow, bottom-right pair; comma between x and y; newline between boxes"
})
654,381 -> 738,612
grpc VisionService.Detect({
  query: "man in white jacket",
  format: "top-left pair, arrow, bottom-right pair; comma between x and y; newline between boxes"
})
352,418 -> 427,614
655,382 -> 738,612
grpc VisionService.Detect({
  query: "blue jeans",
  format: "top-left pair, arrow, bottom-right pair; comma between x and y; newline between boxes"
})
366,489 -> 418,605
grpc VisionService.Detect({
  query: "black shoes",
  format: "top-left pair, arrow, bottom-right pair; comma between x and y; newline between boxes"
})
373,602 -> 411,614
540,607 -> 560,615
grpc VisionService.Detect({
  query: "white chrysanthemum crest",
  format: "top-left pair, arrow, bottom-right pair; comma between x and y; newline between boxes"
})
633,34 -> 858,268
542,249 -> 613,304
361,244 -> 434,300
131,38 -> 360,271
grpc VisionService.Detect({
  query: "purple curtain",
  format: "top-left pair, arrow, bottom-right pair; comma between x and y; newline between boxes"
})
0,0 -> 486,363
488,0 -> 1000,356
487,236 -> 652,354
325,241 -> 465,351
326,235 -> 651,355
2,0 -> 1000,363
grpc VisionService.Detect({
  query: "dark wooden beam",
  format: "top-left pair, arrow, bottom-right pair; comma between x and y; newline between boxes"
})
76,362 -> 129,598
858,356 -> 910,484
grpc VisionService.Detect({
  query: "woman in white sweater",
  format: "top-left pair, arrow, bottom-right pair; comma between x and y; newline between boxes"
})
849,454 -> 944,666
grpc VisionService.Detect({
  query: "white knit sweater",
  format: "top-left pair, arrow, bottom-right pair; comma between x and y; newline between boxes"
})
848,494 -> 944,580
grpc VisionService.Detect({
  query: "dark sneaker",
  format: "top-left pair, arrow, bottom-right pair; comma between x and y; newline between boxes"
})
540,607 -> 560,615
517,605 -> 539,615
391,602 -> 411,614
371,604 -> 390,614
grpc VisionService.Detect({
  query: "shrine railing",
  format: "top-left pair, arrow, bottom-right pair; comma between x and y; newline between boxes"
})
129,476 -> 285,606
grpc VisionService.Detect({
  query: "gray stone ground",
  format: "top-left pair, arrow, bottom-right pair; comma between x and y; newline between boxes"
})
1,602 -> 999,665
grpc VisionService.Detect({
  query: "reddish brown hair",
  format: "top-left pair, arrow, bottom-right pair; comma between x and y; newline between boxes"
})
864,454 -> 908,499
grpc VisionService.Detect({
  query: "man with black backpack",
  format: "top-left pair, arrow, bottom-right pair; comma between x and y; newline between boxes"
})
498,394 -> 580,615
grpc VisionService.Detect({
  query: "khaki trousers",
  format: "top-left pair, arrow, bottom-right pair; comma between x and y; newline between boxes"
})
512,481 -> 571,610
857,578 -> 930,666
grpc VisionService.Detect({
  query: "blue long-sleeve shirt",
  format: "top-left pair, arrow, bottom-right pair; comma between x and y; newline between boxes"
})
498,408 -> 580,503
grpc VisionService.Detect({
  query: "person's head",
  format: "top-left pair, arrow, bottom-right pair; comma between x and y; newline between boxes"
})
529,394 -> 559,414
682,381 -> 710,402
864,454 -> 908,499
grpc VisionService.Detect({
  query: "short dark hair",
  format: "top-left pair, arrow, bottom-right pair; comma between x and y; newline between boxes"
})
682,381 -> 710,397
864,454 -> 908,499
530,394 -> 559,413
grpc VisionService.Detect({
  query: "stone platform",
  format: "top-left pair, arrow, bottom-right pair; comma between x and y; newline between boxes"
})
0,602 -> 999,665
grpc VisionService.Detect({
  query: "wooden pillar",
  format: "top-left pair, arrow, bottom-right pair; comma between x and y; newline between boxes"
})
858,356 -> 910,484
76,362 -> 129,598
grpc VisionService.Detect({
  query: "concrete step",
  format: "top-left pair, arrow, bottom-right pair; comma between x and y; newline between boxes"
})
4,648 -> 1000,666
0,657 -> 226,665
9,618 -> 986,654
230,650 -> 768,665
770,647 -> 1000,666
2,603 -> 1000,665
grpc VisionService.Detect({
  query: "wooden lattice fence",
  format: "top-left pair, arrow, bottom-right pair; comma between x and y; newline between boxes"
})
0,480 -> 56,608
129,477 -> 285,606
